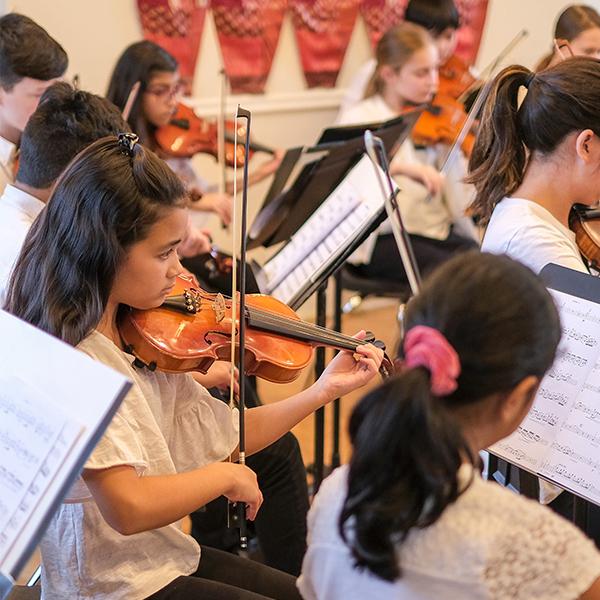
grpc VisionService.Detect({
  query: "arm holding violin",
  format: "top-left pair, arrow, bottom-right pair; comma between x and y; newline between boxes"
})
241,333 -> 383,457
390,159 -> 444,196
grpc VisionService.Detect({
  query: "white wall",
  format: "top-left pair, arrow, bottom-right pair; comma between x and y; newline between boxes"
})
4,0 -> 600,253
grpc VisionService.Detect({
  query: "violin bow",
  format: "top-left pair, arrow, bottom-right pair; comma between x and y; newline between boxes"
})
457,29 -> 528,104
217,69 -> 228,207
227,104 -> 252,548
122,81 -> 141,122
427,29 -> 528,203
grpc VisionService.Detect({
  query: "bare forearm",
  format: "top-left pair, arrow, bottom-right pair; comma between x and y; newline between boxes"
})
84,462 -> 243,535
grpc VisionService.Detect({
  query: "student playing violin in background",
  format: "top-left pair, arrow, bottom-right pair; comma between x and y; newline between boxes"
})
468,56 -> 600,543
106,41 -> 283,233
339,0 -> 470,113
536,5 -> 600,72
337,22 -> 478,286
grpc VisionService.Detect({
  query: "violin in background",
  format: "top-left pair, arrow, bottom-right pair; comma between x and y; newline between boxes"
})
156,103 -> 275,167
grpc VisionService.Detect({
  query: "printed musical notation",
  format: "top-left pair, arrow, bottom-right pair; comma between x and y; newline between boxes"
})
0,378 -> 83,564
490,288 -> 600,505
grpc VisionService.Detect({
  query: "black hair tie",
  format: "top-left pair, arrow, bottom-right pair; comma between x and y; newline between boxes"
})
523,72 -> 535,89
118,132 -> 139,157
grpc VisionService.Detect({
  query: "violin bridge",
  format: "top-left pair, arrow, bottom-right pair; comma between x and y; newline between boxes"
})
213,293 -> 226,323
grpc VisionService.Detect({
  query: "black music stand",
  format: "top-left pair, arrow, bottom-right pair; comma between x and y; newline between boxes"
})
247,111 -> 423,253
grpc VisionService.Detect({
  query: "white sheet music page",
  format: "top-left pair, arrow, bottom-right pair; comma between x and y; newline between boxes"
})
0,308 -> 131,591
0,378 -> 83,565
491,289 -> 600,497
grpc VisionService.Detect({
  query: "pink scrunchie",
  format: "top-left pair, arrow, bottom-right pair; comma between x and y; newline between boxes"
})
403,325 -> 461,396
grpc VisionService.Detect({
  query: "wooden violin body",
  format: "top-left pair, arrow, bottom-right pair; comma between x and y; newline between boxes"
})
155,103 -> 274,167
407,93 -> 475,156
438,54 -> 476,100
118,275 -> 384,384
569,203 -> 600,268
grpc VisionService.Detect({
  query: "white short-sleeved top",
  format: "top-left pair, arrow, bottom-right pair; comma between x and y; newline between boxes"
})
0,184 -> 45,303
482,197 -> 587,275
336,95 -> 477,256
40,331 -> 239,600
298,465 -> 600,600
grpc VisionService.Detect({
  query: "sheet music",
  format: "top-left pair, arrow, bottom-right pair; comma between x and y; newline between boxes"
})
491,289 -> 600,503
262,155 -> 390,306
0,378 -> 83,565
0,308 -> 131,595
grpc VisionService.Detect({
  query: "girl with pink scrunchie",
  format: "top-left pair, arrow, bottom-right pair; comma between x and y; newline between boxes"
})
298,251 -> 600,600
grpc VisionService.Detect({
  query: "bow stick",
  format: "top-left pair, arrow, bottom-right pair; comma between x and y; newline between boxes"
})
227,104 -> 252,548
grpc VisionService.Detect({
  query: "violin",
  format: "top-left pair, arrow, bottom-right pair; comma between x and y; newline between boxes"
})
438,54 -> 476,101
406,93 -> 476,156
569,203 -> 600,268
155,103 -> 275,167
117,274 -> 392,384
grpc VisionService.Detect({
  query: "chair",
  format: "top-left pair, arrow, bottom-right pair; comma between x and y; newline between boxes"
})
339,263 -> 412,313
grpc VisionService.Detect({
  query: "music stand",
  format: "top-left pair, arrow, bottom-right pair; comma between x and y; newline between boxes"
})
247,111 -> 423,252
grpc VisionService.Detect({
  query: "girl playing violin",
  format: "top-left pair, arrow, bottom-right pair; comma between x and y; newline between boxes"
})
337,22 -> 478,285
4,134 -> 383,599
468,57 -> 600,531
106,40 -> 283,230
536,5 -> 600,71
108,42 -> 310,577
469,57 -> 600,276
298,251 -> 600,600
340,0 -> 464,112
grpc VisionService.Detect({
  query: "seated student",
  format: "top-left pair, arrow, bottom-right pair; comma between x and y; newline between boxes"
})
4,134 -> 384,599
468,56 -> 600,530
298,251 -> 600,600
0,81 -> 127,299
0,13 -> 67,195
339,0 -> 462,115
106,40 -> 283,230
337,22 -> 478,285
536,5 -> 600,71
107,41 -> 310,576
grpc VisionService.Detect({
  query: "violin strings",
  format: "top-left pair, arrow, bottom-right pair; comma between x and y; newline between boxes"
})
195,290 -> 368,349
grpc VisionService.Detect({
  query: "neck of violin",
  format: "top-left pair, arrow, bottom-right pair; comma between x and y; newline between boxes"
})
245,305 -> 364,352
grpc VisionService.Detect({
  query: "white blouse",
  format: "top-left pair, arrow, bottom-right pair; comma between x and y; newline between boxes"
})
40,331 -> 238,600
298,465 -> 600,600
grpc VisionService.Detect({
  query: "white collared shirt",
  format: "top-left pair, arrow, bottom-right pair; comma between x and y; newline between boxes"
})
0,183 -> 45,303
0,134 -> 16,196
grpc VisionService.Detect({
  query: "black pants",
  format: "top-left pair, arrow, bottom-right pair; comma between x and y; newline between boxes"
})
355,231 -> 479,283
144,546 -> 302,600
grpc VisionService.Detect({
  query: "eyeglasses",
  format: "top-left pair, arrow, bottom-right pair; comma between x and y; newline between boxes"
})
145,81 -> 185,101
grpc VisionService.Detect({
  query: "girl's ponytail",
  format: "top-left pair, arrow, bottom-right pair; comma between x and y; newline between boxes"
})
341,366 -> 469,582
466,65 -> 531,226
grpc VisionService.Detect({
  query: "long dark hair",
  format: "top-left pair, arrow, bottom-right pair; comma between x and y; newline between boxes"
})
4,136 -> 187,346
467,56 -> 600,227
537,5 -> 600,71
106,41 -> 178,147
339,251 -> 561,582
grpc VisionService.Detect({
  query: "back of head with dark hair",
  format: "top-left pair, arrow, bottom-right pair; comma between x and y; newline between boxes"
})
106,41 -> 178,145
340,251 -> 561,582
0,13 -> 67,90
17,81 -> 130,189
5,137 -> 187,346
404,0 -> 461,36
467,56 -> 600,226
